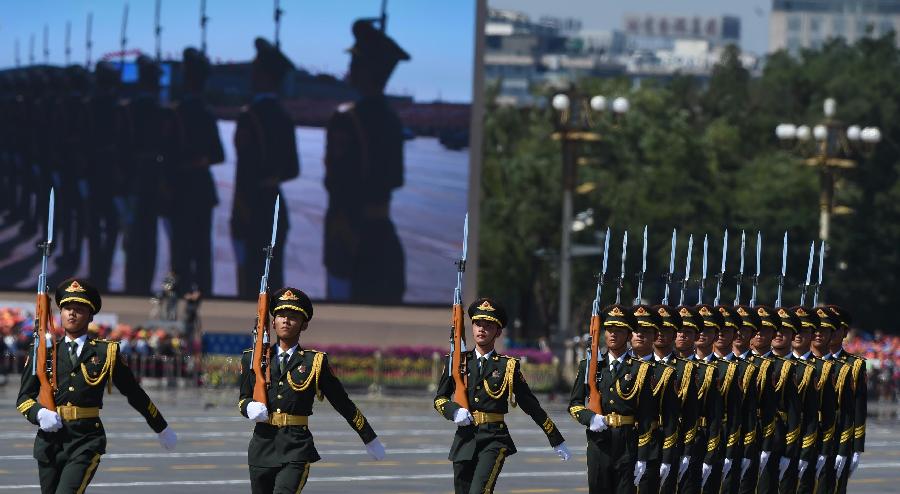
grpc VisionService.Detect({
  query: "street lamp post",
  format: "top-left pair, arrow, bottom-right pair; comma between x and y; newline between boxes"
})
775,98 -> 881,243
550,88 -> 628,345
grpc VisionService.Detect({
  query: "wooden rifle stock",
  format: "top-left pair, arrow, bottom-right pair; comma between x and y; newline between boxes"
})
251,292 -> 269,405
586,314 -> 602,414
451,303 -> 469,409
35,293 -> 56,411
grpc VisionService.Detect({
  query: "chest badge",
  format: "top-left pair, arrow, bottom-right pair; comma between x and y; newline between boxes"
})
491,369 -> 500,378
624,373 -> 632,382
90,356 -> 100,365
298,364 -> 306,374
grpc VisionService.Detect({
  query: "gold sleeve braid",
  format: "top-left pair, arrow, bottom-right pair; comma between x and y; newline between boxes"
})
638,428 -> 654,447
822,424 -> 835,443
802,432 -> 817,449
17,399 -> 37,415
568,405 -> 586,422
434,397 -> 450,416
707,435 -> 721,453
727,428 -> 742,448
663,432 -> 678,449
744,429 -> 756,446
855,425 -> 865,439
785,426 -> 801,445
840,426 -> 853,444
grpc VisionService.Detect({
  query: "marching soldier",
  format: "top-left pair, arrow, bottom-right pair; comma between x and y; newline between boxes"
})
568,304 -> 657,493
628,305 -> 679,493
825,305 -> 865,493
16,278 -> 177,493
231,38 -> 299,299
682,305 -> 725,494
119,55 -> 179,294
324,19 -> 408,303
652,304 -> 699,492
238,287 -> 385,493
170,47 -> 225,299
790,306 -> 836,492
436,298 -> 569,494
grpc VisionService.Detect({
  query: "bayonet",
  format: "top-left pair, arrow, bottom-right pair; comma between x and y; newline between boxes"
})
32,189 -> 57,411
733,231 -> 746,306
120,3 -> 129,69
776,232 -> 787,307
200,0 -> 209,54
813,241 -> 826,306
713,229 -> 728,306
586,226 -> 611,411
86,13 -> 93,68
29,33 -> 35,66
697,234 -> 708,304
449,214 -> 470,410
155,0 -> 162,61
679,234 -> 693,306
800,241 -> 814,305
380,0 -> 388,32
274,0 -> 284,48
14,38 -> 20,67
662,229 -> 677,305
592,227 -> 611,317
749,231 -> 762,308
65,21 -> 71,66
43,24 -> 49,64
634,226 -> 647,304
615,231 -> 628,304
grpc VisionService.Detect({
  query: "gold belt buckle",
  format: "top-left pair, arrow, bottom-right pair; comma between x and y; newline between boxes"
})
58,406 -> 74,421
608,414 -> 621,427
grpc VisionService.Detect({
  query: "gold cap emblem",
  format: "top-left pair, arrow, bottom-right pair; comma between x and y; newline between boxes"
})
778,308 -> 789,318
658,308 -> 669,317
279,290 -> 300,301
757,307 -> 770,317
679,307 -> 691,317
796,308 -> 809,317
699,306 -> 712,317
634,306 -> 649,317
737,307 -> 749,316
816,308 -> 828,318
608,306 -> 624,317
478,300 -> 495,311
66,281 -> 86,293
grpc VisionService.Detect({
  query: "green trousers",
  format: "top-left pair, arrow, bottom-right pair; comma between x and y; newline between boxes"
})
452,446 -> 508,494
249,462 -> 312,494
37,451 -> 102,494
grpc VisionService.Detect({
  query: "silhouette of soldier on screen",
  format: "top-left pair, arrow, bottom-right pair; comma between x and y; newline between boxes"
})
324,19 -> 409,304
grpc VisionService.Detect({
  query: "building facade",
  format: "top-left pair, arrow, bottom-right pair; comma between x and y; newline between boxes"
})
770,0 -> 900,53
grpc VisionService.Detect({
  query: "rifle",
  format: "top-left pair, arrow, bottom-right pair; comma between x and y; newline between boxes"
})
85,13 -> 93,68
448,214 -> 470,410
250,195 -> 281,405
33,189 -> 57,411
813,241 -> 825,306
678,234 -> 693,306
634,226 -> 647,304
614,231 -> 628,304
733,231 -> 746,306
586,227 -> 611,414
775,232 -> 787,307
800,241 -> 815,306
274,0 -> 284,49
713,229 -> 728,306
662,229 -> 676,305
697,234 -> 708,304
749,232 -> 762,308
200,0 -> 209,55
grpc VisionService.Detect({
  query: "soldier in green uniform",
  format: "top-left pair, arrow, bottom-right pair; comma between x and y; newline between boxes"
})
731,306 -> 764,494
16,278 -> 177,493
772,307 -> 816,492
238,287 -> 384,493
681,305 -> 725,494
788,306 -> 835,492
324,19 -> 409,304
434,298 -> 569,494
825,305 -> 865,494
628,305 -> 679,493
652,304 -> 699,493
568,304 -> 658,493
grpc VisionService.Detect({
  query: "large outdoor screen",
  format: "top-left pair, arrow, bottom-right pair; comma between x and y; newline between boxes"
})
0,0 -> 477,305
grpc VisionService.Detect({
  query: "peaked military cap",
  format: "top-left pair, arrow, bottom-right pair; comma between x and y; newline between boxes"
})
349,19 -> 410,85
823,304 -> 851,329
651,305 -> 681,332
776,307 -> 802,334
735,305 -> 762,332
182,46 -> 211,81
631,304 -> 662,332
602,304 -> 637,331
788,306 -> 819,331
814,306 -> 840,331
253,37 -> 294,81
270,287 -> 313,321
55,278 -> 102,315
676,305 -> 702,332
754,305 -> 779,331
714,305 -> 741,330
695,304 -> 724,332
467,297 -> 507,328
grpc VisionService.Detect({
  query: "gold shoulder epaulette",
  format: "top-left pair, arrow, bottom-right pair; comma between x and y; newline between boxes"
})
242,348 -> 253,353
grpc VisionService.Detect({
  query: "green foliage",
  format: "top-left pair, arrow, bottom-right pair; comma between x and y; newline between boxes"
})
480,35 -> 900,337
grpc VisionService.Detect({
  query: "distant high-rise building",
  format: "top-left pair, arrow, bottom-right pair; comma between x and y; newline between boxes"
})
770,0 -> 900,54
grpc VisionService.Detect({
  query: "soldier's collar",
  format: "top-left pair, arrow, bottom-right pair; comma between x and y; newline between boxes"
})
474,348 -> 495,360
714,351 -> 733,361
832,348 -> 845,359
276,343 -> 299,358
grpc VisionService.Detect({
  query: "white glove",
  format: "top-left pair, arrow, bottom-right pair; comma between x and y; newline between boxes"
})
722,458 -> 733,478
759,451 -> 771,473
554,441 -> 571,461
678,456 -> 691,482
850,452 -> 860,476
246,401 -> 268,423
798,459 -> 808,478
365,438 -> 385,461
701,463 -> 713,487
157,426 -> 177,451
659,463 -> 671,484
453,408 -> 473,427
37,408 -> 62,432
815,455 -> 826,478
589,414 -> 608,432
835,455 -> 847,478
633,460 -> 647,486
778,457 -> 790,481
741,458 -> 751,480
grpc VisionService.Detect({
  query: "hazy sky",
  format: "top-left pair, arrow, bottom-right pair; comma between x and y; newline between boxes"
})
0,0 -> 476,102
489,0 -> 773,54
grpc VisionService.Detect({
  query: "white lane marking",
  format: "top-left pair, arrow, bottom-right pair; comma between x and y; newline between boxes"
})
0,470 -> 589,489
